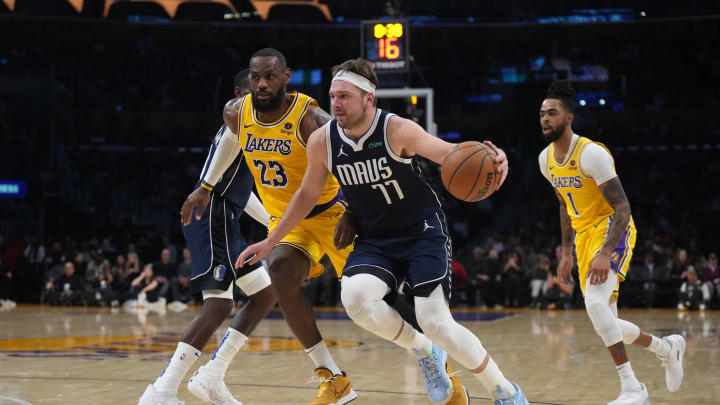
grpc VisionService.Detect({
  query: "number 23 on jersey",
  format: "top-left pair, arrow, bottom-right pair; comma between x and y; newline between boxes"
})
253,159 -> 288,188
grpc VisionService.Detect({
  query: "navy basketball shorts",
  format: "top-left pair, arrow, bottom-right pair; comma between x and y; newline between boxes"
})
182,194 -> 263,295
343,211 -> 452,300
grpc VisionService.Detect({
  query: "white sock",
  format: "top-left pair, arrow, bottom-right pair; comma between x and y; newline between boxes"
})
473,356 -> 517,400
154,342 -> 201,392
203,327 -> 248,377
647,335 -> 671,357
616,362 -> 642,391
392,321 -> 433,353
305,340 -> 341,375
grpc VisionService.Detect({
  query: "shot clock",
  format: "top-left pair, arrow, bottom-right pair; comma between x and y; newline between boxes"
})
361,20 -> 409,72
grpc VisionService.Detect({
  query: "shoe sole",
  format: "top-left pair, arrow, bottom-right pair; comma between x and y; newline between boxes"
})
188,378 -> 240,405
667,335 -> 685,393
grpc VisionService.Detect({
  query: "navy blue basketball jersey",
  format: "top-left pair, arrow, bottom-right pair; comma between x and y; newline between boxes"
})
326,109 -> 442,237
196,124 -> 254,209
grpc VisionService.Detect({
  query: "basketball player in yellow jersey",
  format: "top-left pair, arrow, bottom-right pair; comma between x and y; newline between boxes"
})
539,80 -> 685,405
181,48 -> 357,405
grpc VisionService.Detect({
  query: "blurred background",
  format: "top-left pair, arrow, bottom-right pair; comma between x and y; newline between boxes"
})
1,0 -> 718,312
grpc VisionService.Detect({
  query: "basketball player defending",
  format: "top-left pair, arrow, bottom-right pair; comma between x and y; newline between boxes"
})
538,80 -> 685,405
180,48 -> 363,405
239,59 -> 529,405
139,70 -> 276,405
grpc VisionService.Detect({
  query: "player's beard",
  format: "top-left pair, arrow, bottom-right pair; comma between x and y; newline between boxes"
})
542,122 -> 565,143
338,104 -> 368,130
252,88 -> 286,112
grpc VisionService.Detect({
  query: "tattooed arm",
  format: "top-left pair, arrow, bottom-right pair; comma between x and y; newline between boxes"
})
587,176 -> 631,285
555,190 -> 576,285
598,177 -> 631,255
299,104 -> 332,144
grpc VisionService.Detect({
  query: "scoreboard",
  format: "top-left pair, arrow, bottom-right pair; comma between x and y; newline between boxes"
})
361,20 -> 409,73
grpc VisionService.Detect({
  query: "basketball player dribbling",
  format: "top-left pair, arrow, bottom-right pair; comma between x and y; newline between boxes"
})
538,80 -> 685,405
180,49 -> 469,405
139,69 -> 276,405
239,58 -> 530,405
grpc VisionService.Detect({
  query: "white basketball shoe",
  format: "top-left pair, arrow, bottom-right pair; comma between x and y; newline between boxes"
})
658,334 -> 685,392
188,365 -> 243,405
138,384 -> 184,405
608,382 -> 650,405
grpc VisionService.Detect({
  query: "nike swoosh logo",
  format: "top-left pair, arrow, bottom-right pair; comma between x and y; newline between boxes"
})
336,381 -> 350,397
243,124 -> 253,128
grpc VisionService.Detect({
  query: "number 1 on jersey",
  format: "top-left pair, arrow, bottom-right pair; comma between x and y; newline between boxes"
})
372,179 -> 404,204
566,192 -> 580,217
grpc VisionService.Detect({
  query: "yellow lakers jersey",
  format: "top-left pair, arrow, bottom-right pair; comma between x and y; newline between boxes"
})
238,92 -> 340,218
546,136 -> 614,233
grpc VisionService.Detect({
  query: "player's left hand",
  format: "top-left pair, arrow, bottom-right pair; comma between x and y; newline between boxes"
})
588,252 -> 611,285
334,212 -> 357,250
236,239 -> 272,268
482,141 -> 508,190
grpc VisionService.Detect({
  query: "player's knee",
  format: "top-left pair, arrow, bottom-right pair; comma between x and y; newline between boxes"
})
340,274 -> 387,317
415,301 -> 453,336
585,300 -> 622,346
201,297 -> 233,320
247,286 -> 276,311
267,258 -> 305,290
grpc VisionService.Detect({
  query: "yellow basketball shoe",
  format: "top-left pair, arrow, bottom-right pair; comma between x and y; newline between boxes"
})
446,362 -> 469,405
308,367 -> 358,405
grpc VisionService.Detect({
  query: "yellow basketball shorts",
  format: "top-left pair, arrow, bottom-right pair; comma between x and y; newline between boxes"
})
268,202 -> 353,279
575,215 -> 636,299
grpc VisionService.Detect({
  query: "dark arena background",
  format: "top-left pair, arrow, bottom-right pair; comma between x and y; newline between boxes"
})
0,1 -> 719,404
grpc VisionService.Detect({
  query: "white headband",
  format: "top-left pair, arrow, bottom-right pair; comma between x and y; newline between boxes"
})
332,70 -> 376,94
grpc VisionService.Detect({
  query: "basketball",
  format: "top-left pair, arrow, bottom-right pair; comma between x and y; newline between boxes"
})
441,141 -> 499,202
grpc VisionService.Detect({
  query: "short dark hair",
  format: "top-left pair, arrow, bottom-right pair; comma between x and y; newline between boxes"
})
546,79 -> 577,113
331,59 -> 379,92
234,68 -> 250,89
250,48 -> 287,69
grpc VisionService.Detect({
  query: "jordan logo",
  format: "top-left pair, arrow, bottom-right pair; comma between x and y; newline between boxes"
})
423,220 -> 434,232
337,145 -> 348,158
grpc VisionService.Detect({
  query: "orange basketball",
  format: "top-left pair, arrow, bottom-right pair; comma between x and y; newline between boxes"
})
441,141 -> 499,201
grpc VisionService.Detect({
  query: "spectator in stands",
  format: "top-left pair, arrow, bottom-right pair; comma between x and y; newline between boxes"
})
668,248 -> 689,290
701,252 -> 720,308
124,252 -> 141,280
541,265 -> 574,310
85,249 -> 109,287
678,266 -> 704,310
451,259 -> 468,306
91,262 -> 122,306
0,252 -> 16,307
466,246 -> 488,308
43,261 -> 86,306
630,253 -> 671,307
529,253 -> 550,308
129,264 -> 163,305
502,250 -> 528,307
170,247 -> 192,307
72,251 -> 87,278
151,248 -> 175,300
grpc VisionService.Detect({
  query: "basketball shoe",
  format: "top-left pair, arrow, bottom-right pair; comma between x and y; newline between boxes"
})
413,343 -> 452,404
187,365 -> 242,405
307,367 -> 357,405
445,362 -> 469,405
608,382 -> 650,405
658,334 -> 685,392
138,384 -> 184,405
494,382 -> 529,405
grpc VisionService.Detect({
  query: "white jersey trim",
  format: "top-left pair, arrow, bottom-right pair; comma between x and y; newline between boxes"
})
337,108 -> 381,152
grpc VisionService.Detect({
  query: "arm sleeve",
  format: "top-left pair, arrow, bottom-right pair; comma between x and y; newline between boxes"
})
538,148 -> 551,182
580,143 -> 617,185
202,126 -> 242,186
243,192 -> 270,228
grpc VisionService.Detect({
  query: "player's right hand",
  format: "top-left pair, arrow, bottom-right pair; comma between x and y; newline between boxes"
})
557,253 -> 574,286
334,212 -> 357,250
180,187 -> 211,226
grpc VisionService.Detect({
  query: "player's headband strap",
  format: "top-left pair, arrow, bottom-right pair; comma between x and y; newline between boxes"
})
332,70 -> 376,94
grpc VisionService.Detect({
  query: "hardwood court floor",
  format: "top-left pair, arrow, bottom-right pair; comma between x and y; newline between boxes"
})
0,305 -> 718,404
